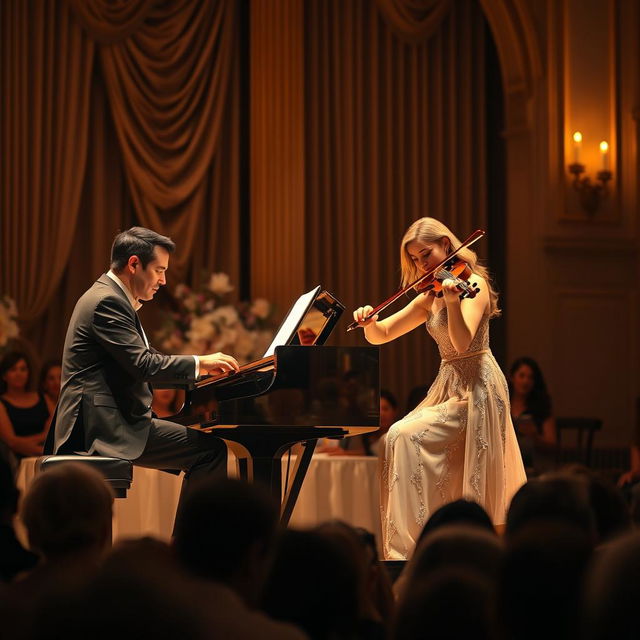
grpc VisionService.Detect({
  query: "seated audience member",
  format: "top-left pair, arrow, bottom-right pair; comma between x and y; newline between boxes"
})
405,384 -> 429,414
20,462 -> 114,567
498,522 -> 593,640
0,351 -> 51,459
399,525 -> 503,601
38,359 -> 61,415
367,390 -> 399,455
393,567 -> 495,640
353,527 -> 395,634
2,463 -> 114,638
173,477 -> 306,639
263,528 -> 360,640
562,464 -> 631,545
315,521 -> 393,637
582,531 -> 640,640
16,537 -> 218,640
340,389 -> 399,456
418,498 -> 495,543
0,452 -> 37,582
393,501 -> 498,599
508,357 -> 557,474
151,387 -> 181,418
505,473 -> 596,544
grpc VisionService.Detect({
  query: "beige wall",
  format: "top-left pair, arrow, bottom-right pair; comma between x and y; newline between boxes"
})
495,0 -> 639,444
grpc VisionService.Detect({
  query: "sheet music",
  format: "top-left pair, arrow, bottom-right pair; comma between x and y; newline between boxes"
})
263,285 -> 321,357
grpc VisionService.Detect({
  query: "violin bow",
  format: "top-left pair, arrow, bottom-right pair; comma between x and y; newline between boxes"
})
346,228 -> 486,332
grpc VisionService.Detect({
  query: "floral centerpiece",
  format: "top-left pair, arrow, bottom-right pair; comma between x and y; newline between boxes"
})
0,295 -> 19,352
154,273 -> 276,364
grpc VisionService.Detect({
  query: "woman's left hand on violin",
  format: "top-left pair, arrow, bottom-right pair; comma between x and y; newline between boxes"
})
441,278 -> 463,304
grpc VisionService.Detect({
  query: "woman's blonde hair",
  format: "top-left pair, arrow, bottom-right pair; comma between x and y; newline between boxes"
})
400,217 -> 501,317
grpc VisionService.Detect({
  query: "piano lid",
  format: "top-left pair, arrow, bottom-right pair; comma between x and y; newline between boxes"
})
263,286 -> 345,355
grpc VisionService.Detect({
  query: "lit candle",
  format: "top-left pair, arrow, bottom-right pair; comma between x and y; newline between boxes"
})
572,131 -> 582,164
599,140 -> 609,171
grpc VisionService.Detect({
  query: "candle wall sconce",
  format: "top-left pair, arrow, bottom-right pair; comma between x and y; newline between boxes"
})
567,132 -> 613,216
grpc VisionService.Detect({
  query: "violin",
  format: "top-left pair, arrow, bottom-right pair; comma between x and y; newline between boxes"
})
414,256 -> 479,299
347,229 -> 485,332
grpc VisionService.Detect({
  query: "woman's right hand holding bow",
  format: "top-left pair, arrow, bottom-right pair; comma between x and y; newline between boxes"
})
352,306 -> 379,328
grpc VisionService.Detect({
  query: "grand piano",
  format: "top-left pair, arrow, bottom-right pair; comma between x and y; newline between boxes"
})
171,286 -> 380,524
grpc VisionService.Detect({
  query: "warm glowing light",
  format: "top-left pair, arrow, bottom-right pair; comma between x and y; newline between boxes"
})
572,131 -> 583,163
600,140 -> 609,171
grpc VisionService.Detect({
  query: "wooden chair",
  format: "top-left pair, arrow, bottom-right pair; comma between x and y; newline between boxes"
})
556,417 -> 603,468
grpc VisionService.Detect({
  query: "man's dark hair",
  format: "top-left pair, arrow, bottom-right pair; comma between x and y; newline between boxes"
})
505,474 -> 596,542
173,478 -> 279,583
110,227 -> 175,271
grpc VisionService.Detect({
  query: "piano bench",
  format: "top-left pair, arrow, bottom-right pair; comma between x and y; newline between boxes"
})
36,455 -> 133,498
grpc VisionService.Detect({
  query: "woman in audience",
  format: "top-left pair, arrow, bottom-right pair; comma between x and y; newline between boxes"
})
151,387 -> 181,419
327,389 -> 399,456
0,351 -> 51,458
508,356 -> 556,473
367,390 -> 398,455
405,384 -> 429,414
38,359 -> 62,415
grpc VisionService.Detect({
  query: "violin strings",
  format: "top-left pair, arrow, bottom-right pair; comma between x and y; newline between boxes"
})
436,268 -> 471,293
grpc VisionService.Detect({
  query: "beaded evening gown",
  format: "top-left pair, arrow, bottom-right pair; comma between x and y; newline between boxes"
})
380,307 -> 526,560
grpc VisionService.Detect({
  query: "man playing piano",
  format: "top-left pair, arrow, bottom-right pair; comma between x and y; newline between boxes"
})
46,227 -> 240,497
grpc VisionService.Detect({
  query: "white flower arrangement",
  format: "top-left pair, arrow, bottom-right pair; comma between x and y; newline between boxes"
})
155,273 -> 276,364
0,295 -> 19,349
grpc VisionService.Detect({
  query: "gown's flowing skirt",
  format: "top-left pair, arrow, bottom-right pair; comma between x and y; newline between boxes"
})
380,350 -> 526,560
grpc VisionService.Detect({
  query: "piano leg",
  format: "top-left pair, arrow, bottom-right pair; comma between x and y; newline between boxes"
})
220,435 -> 318,525
280,439 -> 317,526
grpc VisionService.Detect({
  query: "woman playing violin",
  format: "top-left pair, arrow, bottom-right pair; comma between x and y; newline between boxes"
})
353,217 -> 526,560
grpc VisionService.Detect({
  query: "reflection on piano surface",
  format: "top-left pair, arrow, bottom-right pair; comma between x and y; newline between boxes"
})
169,287 -> 380,524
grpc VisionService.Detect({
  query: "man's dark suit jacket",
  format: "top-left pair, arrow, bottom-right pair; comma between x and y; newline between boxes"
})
49,274 -> 196,459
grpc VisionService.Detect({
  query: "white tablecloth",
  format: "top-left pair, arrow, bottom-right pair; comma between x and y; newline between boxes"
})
16,453 -> 381,549
288,454 -> 381,543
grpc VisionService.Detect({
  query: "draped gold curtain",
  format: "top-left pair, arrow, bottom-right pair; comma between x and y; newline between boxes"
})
3,0 -> 491,406
375,0 -> 452,42
97,0 -> 237,278
303,0 -> 488,405
1,0 -> 241,361
1,0 -> 95,323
